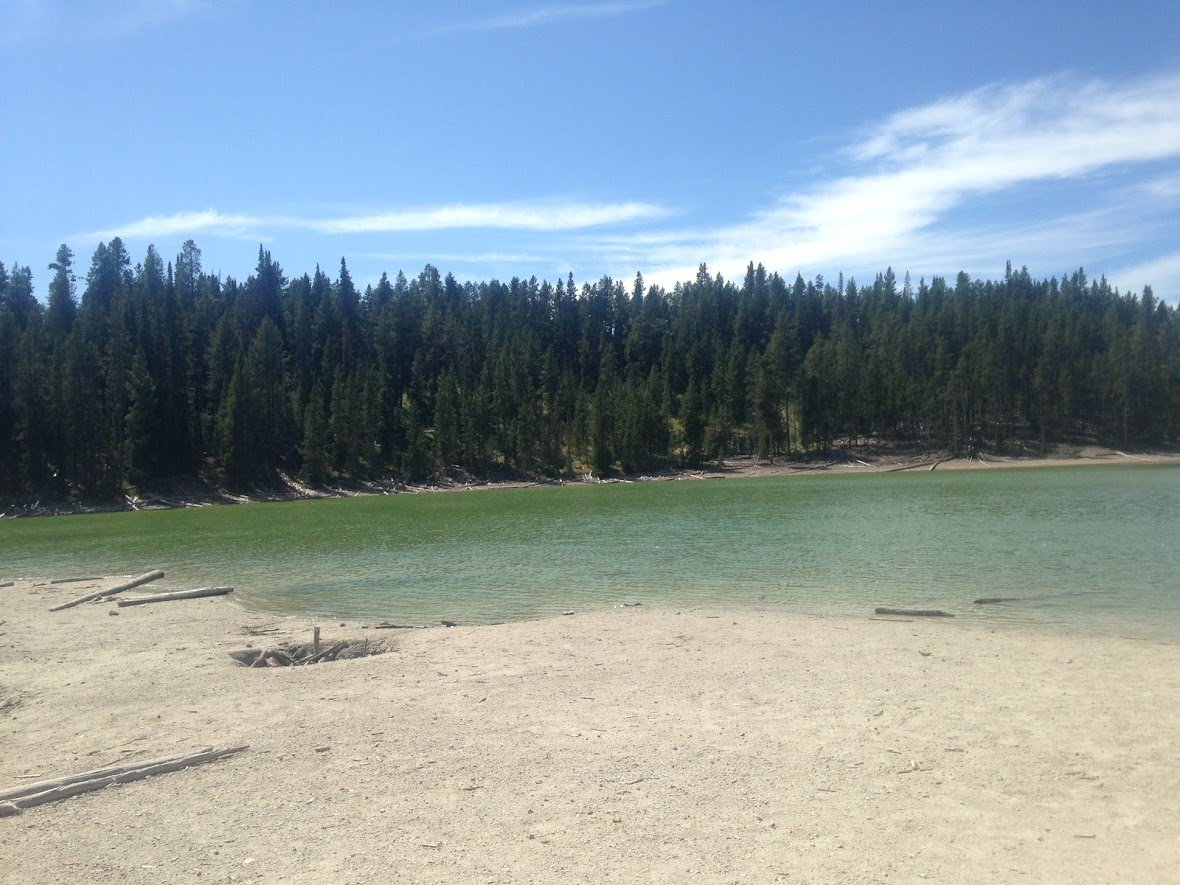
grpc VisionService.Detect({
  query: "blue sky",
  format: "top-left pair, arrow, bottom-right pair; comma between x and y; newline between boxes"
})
3,0 -> 1180,300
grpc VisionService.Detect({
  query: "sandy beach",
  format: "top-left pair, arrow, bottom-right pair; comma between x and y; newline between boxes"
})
2,577 -> 1178,883
6,444 -> 1179,518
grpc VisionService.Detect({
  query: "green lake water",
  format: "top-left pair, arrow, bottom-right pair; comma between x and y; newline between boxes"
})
2,465 -> 1177,640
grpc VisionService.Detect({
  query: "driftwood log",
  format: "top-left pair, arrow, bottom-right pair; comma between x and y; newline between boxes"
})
0,746 -> 248,814
0,581 -> 14,589
49,576 -> 102,584
874,607 -> 955,618
117,586 -> 233,607
49,570 -> 164,612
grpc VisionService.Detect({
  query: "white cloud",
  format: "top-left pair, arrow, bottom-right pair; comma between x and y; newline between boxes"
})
78,71 -> 1180,299
1110,251 -> 1180,301
82,200 -> 669,242
84,209 -> 268,241
305,201 -> 669,234
617,71 -> 1180,290
447,1 -> 667,32
0,0 -> 203,42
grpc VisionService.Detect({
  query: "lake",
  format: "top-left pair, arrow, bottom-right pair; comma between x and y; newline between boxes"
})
2,465 -> 1177,640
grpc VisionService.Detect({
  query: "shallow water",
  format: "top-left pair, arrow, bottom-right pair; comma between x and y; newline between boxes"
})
2,465 -> 1177,639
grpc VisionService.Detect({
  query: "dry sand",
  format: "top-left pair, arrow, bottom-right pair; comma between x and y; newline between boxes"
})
2,579 -> 1179,883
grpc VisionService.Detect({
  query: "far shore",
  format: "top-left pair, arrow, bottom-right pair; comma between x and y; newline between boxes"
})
1,577 -> 1177,882
5,442 -> 1180,519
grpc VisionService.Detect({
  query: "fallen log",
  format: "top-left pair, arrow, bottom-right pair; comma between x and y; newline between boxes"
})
373,622 -> 426,629
1,748 -> 232,801
49,576 -> 102,584
0,746 -> 248,812
50,570 -> 164,612
117,586 -> 233,607
874,607 -> 955,618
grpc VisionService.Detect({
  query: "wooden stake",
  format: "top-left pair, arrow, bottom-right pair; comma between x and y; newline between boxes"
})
116,586 -> 233,607
313,625 -> 321,654
50,570 -> 164,612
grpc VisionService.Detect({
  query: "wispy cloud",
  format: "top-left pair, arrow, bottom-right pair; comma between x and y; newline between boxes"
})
82,200 -> 670,242
1110,251 -> 1180,300
78,71 -> 1180,299
445,0 -> 667,33
620,71 -> 1180,289
305,201 -> 669,234
0,0 -> 202,43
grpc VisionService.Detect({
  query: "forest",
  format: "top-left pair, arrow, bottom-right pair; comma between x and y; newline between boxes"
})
1,238 -> 1177,504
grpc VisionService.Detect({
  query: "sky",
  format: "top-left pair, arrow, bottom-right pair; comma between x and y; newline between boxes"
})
3,0 -> 1180,301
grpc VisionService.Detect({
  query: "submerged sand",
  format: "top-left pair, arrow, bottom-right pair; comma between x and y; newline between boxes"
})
1,578 -> 1178,883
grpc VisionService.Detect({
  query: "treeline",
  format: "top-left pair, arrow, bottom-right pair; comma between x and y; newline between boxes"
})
1,239 -> 1177,502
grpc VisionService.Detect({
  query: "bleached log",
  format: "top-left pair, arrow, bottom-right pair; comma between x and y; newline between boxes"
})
2,748 -> 219,801
49,570 -> 164,612
1,746 -> 248,811
116,586 -> 232,607
874,607 -> 955,618
49,576 -> 102,584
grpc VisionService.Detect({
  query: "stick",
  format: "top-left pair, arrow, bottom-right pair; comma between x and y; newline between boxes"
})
2,746 -> 248,811
313,625 -> 321,654
117,586 -> 233,607
49,576 -> 102,584
874,607 -> 955,618
298,640 -> 346,665
50,570 -> 164,612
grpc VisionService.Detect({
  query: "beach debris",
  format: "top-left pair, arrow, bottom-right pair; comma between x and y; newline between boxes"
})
0,581 -> 14,589
373,621 -> 427,629
117,586 -> 233,607
874,607 -> 955,618
0,745 -> 248,814
50,570 -> 164,612
973,597 -> 1020,605
562,610 -> 575,616
48,576 -> 101,584
440,620 -> 457,627
229,637 -> 389,668
242,624 -> 281,636
919,650 -> 932,657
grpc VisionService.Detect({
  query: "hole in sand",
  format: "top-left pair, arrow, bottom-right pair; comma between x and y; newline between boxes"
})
229,638 -> 392,668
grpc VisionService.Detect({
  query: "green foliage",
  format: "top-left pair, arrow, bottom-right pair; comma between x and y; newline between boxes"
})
1,243 -> 1178,503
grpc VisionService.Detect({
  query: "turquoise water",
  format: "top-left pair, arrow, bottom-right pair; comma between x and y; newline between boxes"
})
2,465 -> 1177,639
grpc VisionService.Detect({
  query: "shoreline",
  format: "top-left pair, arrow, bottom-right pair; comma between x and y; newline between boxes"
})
2,577 -> 1178,882
5,443 -> 1180,519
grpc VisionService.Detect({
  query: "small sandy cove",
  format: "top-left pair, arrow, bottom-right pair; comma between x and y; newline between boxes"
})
2,578 -> 1179,884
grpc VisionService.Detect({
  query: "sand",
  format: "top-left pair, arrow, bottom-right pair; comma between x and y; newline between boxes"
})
2,579 -> 1179,883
